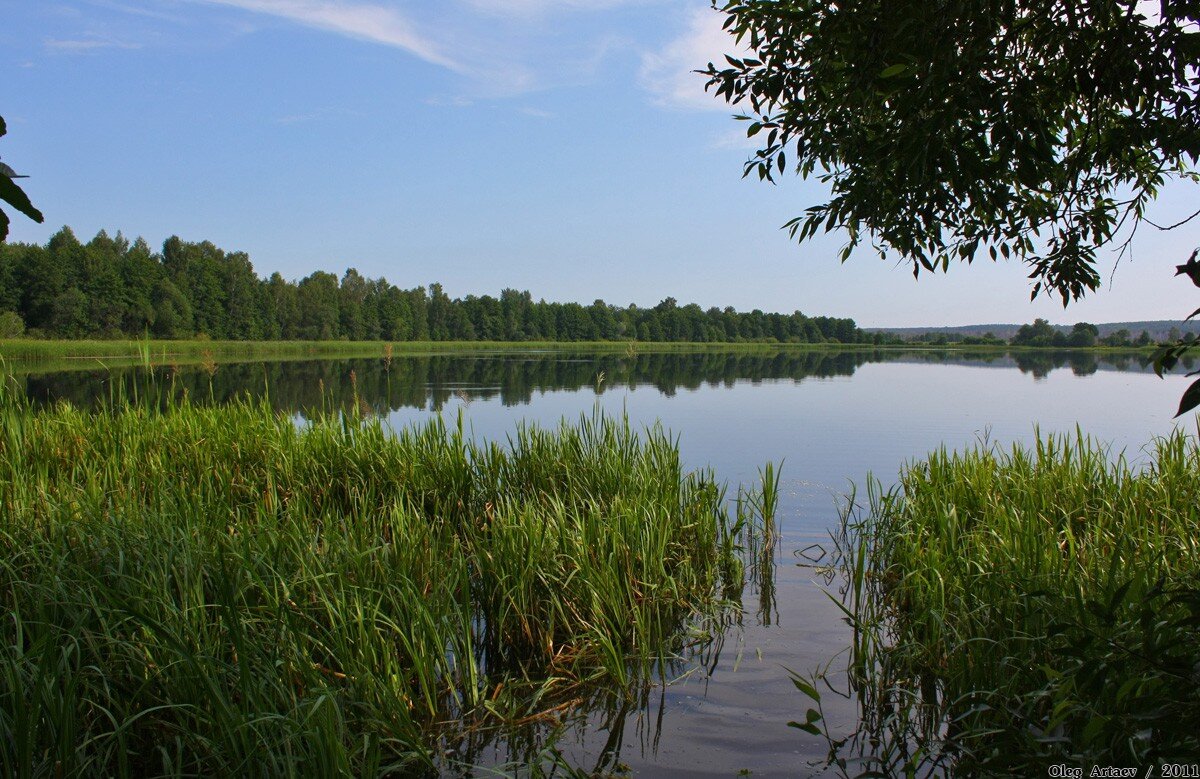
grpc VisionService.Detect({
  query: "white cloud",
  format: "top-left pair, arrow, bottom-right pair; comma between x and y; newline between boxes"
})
199,0 -> 463,71
639,6 -> 745,111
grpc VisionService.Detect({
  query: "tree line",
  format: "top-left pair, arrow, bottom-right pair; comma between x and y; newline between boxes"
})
0,227 -> 887,344
905,319 -> 1178,348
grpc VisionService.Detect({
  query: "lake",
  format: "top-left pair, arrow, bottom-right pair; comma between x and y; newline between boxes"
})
9,347 -> 1192,776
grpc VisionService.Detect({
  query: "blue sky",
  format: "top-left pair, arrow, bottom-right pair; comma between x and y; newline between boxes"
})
3,0 -> 1198,327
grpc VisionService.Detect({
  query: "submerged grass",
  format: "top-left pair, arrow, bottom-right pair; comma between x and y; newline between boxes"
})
0,371 -> 766,776
822,431 -> 1200,775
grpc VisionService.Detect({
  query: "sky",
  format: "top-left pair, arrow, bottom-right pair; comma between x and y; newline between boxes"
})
2,0 -> 1199,328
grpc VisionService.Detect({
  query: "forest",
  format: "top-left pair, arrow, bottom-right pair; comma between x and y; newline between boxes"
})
0,227 -> 880,345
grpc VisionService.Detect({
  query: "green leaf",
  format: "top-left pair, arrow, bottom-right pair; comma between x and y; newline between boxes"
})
0,115 -> 6,138
789,675 -> 821,702
0,175 -> 43,224
1186,306 -> 1200,321
1081,714 -> 1108,745
787,720 -> 822,735
1174,377 -> 1200,417
878,64 -> 908,78
0,208 -> 8,242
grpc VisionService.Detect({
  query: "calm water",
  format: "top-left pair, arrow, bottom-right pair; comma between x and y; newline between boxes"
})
11,348 -> 1194,776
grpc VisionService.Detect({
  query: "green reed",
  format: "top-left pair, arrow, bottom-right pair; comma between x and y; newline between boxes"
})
0,372 -> 764,777
820,430 -> 1200,775
0,338 -> 876,364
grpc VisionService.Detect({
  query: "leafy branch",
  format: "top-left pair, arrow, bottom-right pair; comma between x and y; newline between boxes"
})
1152,248 -> 1200,416
0,114 -> 44,242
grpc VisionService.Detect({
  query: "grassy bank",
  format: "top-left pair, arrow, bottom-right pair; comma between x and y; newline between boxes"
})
821,432 -> 1200,774
0,374 -> 770,776
0,338 -> 886,364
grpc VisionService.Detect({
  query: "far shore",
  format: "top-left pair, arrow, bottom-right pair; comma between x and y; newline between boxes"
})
0,338 -> 1159,358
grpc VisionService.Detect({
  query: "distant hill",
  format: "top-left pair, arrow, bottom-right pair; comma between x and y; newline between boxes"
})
868,321 -> 1200,341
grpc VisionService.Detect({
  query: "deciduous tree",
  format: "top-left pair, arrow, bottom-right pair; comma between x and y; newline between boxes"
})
704,0 -> 1200,303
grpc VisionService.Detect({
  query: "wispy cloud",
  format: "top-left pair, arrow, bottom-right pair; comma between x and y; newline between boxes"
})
50,0 -> 707,102
425,95 -> 475,108
275,105 -> 363,124
462,0 -> 659,17
44,36 -> 142,52
80,0 -> 191,24
639,7 -> 744,111
709,127 -> 762,151
199,0 -> 463,71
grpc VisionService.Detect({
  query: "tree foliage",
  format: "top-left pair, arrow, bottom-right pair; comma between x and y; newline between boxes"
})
703,0 -> 1200,303
0,115 -> 44,242
0,226 -> 885,345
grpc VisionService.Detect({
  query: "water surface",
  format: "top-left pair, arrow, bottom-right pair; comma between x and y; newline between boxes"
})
12,348 -> 1191,776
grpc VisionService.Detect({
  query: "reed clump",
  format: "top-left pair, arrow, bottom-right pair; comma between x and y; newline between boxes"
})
835,430 -> 1200,775
0,375 -> 760,776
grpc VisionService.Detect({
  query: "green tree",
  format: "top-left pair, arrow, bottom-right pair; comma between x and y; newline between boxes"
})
163,237 -> 230,338
266,273 -> 299,339
1067,322 -> 1099,348
1012,318 -> 1057,347
558,302 -> 595,341
406,287 -> 429,341
120,237 -> 163,334
0,241 -> 23,313
500,289 -> 532,340
1102,328 -> 1133,347
19,231 -> 73,331
427,283 -> 451,341
376,285 -> 412,340
449,306 -> 476,340
150,278 -> 192,338
225,251 -> 264,340
296,271 -> 340,340
0,116 -> 44,241
82,230 -> 128,335
0,310 -> 24,338
704,1 -> 1199,303
50,286 -> 89,337
338,268 -> 369,341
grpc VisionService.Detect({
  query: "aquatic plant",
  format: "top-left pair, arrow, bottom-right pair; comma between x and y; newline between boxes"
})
806,430 -> 1200,775
0,373 -> 767,776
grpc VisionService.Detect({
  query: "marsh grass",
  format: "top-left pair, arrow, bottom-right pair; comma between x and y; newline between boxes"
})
813,431 -> 1200,775
0,371 -> 767,776
0,339 -> 880,366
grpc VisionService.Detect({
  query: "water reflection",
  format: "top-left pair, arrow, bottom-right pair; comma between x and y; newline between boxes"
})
9,348 -> 1172,412
448,604 -> 747,776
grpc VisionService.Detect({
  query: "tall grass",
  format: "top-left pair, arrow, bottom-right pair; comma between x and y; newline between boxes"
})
0,339 -> 884,366
817,430 -> 1200,775
0,372 -> 767,776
